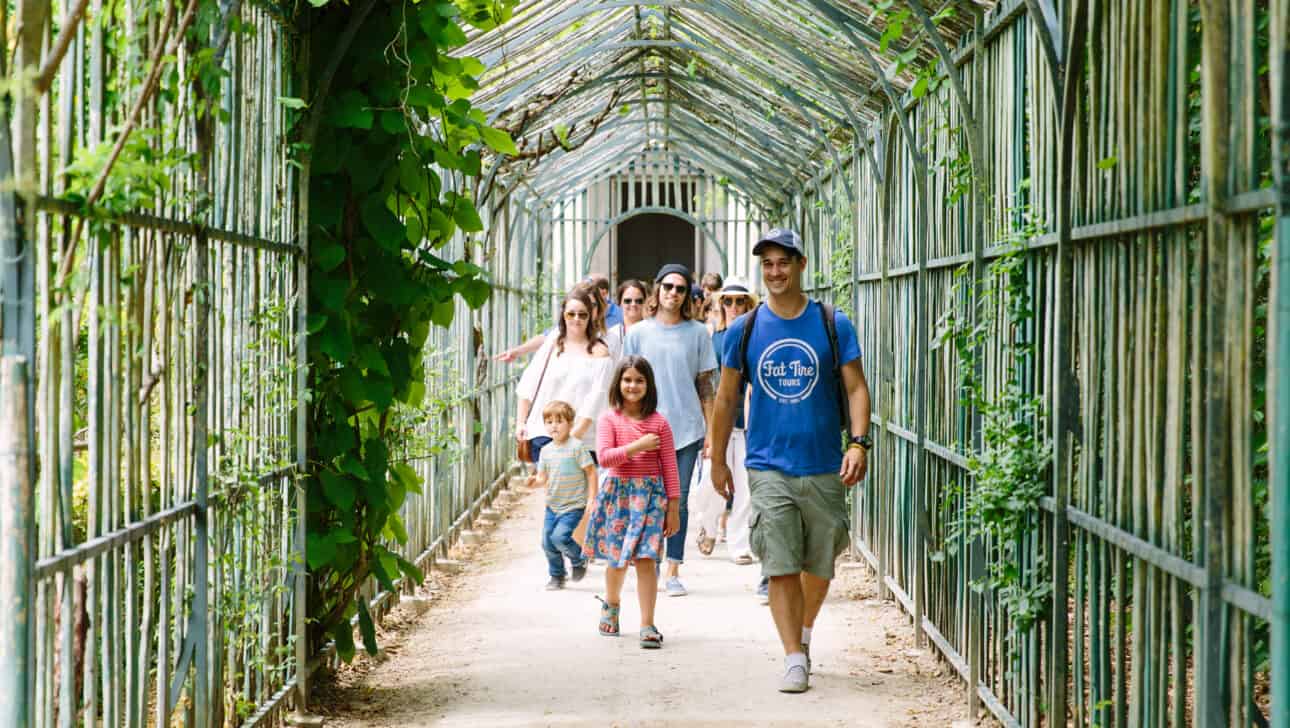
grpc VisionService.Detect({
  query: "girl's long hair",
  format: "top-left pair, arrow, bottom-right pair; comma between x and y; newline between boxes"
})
556,286 -> 602,354
608,356 -> 658,417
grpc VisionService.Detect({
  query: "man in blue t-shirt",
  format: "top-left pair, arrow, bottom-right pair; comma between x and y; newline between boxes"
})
710,228 -> 872,694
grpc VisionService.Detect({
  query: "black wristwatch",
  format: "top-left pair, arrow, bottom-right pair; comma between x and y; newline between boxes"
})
848,434 -> 873,451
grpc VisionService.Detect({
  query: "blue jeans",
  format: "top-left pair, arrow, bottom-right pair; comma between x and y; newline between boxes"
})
542,507 -> 586,578
665,439 -> 704,564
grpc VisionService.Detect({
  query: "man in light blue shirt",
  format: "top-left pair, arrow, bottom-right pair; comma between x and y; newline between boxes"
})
623,263 -> 718,597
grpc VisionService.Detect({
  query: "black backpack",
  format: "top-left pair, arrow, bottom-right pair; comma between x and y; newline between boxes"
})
737,300 -> 851,433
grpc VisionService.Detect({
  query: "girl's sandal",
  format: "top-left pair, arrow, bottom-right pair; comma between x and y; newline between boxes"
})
595,596 -> 620,637
639,625 -> 664,649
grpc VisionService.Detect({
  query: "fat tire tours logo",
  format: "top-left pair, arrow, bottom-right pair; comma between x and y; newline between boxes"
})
756,339 -> 820,404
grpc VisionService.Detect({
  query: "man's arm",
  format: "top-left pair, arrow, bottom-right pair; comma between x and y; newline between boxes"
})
839,358 -> 872,485
707,367 -> 742,497
696,368 -> 717,453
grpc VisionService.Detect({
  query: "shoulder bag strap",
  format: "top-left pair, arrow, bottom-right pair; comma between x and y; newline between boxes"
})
531,342 -> 555,406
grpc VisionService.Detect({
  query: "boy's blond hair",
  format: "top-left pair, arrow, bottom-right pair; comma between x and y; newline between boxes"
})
541,400 -> 575,423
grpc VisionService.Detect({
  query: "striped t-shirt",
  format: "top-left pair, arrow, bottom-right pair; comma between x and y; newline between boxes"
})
596,410 -> 681,500
538,437 -> 594,513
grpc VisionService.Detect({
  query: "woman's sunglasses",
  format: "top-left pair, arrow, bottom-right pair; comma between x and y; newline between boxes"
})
621,297 -> 644,305
563,310 -> 590,320
722,297 -> 750,307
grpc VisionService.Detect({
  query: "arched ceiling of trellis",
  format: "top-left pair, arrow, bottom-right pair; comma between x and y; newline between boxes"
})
462,0 -> 995,211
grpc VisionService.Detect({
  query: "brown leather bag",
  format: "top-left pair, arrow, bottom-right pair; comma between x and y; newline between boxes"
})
516,345 -> 555,463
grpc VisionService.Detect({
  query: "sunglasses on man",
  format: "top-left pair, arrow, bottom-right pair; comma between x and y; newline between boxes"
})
658,281 -> 687,293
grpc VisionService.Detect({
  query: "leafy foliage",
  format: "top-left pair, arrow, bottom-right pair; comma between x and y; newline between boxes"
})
299,0 -> 516,658
932,205 -> 1053,654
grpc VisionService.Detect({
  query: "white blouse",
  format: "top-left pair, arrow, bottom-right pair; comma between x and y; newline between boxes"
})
517,337 -> 614,435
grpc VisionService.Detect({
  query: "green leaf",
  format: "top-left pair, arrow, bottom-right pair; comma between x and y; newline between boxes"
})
306,531 -> 337,569
341,452 -> 370,480
452,197 -> 483,232
370,549 -> 397,593
358,343 -> 391,377
479,125 -> 517,156
428,206 -> 456,243
318,317 -> 353,362
329,90 -> 374,130
554,123 -> 570,148
332,619 -> 356,662
307,313 -> 329,335
431,298 -> 455,328
357,599 -> 379,656
362,198 -> 406,251
458,278 -> 491,309
394,553 -> 424,584
277,96 -> 308,109
339,368 -> 368,406
384,511 -> 409,544
1097,155 -> 1118,170
314,242 -> 346,271
912,75 -> 929,99
320,470 -> 356,510
392,462 -> 423,495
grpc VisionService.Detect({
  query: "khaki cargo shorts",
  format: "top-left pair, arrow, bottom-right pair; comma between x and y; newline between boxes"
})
748,469 -> 851,580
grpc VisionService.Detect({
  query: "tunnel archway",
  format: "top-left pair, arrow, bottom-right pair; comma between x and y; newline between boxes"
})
615,212 -> 696,284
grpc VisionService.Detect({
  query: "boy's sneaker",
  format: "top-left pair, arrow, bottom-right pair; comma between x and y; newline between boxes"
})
545,576 -> 566,591
665,577 -> 688,597
570,563 -> 588,582
756,578 -> 770,604
779,663 -> 809,693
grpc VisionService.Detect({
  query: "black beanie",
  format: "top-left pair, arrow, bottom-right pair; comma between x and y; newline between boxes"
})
654,263 -> 693,287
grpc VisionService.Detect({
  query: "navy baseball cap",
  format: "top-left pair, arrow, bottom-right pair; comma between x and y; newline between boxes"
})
752,228 -> 805,257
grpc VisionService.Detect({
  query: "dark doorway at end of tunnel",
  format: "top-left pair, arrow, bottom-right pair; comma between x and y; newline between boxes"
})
616,213 -> 696,284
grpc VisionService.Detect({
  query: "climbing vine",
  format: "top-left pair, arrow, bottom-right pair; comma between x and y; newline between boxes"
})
298,0 -> 516,660
932,202 -> 1053,648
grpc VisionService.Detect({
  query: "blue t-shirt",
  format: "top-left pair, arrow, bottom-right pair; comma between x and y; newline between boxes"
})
711,329 -> 745,430
721,301 -> 861,476
623,318 -> 718,449
605,301 -> 624,328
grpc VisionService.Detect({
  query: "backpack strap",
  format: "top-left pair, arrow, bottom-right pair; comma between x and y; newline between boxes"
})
737,303 -> 762,384
818,301 -> 851,434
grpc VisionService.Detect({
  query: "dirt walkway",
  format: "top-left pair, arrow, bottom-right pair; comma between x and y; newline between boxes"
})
316,483 -> 992,727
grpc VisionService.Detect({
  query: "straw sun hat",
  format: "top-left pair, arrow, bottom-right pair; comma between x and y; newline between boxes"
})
714,278 -> 760,308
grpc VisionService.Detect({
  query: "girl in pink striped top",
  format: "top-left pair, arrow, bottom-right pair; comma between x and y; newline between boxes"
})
584,355 -> 680,649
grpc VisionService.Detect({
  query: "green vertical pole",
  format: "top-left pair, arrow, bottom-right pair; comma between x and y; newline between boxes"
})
0,358 -> 32,728
1268,0 -> 1289,722
1197,2 -> 1232,725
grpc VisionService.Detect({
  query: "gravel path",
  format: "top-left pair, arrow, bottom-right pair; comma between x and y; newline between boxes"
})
316,482 -> 992,727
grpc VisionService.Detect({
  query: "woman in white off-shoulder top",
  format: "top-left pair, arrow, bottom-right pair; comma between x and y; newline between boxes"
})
515,287 -> 614,463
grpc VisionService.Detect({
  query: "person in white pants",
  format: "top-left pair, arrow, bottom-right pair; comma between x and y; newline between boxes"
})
692,280 -> 757,563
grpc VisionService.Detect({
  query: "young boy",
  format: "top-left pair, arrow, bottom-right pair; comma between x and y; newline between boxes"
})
533,400 -> 596,590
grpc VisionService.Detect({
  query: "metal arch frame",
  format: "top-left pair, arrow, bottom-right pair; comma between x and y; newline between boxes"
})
475,3 -> 870,185
528,93 -> 799,185
579,205 -> 729,275
504,69 -> 809,171
524,116 -> 788,206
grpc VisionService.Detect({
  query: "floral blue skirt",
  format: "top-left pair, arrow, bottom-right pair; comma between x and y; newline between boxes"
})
582,475 -> 667,568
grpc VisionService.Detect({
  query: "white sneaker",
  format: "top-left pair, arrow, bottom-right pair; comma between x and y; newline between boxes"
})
779,663 -> 809,693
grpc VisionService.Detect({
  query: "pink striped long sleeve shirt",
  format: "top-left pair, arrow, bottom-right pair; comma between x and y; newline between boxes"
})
596,409 -> 681,500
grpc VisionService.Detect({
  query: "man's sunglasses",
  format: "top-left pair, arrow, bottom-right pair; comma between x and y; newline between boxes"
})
621,297 -> 644,305
658,281 -> 687,293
